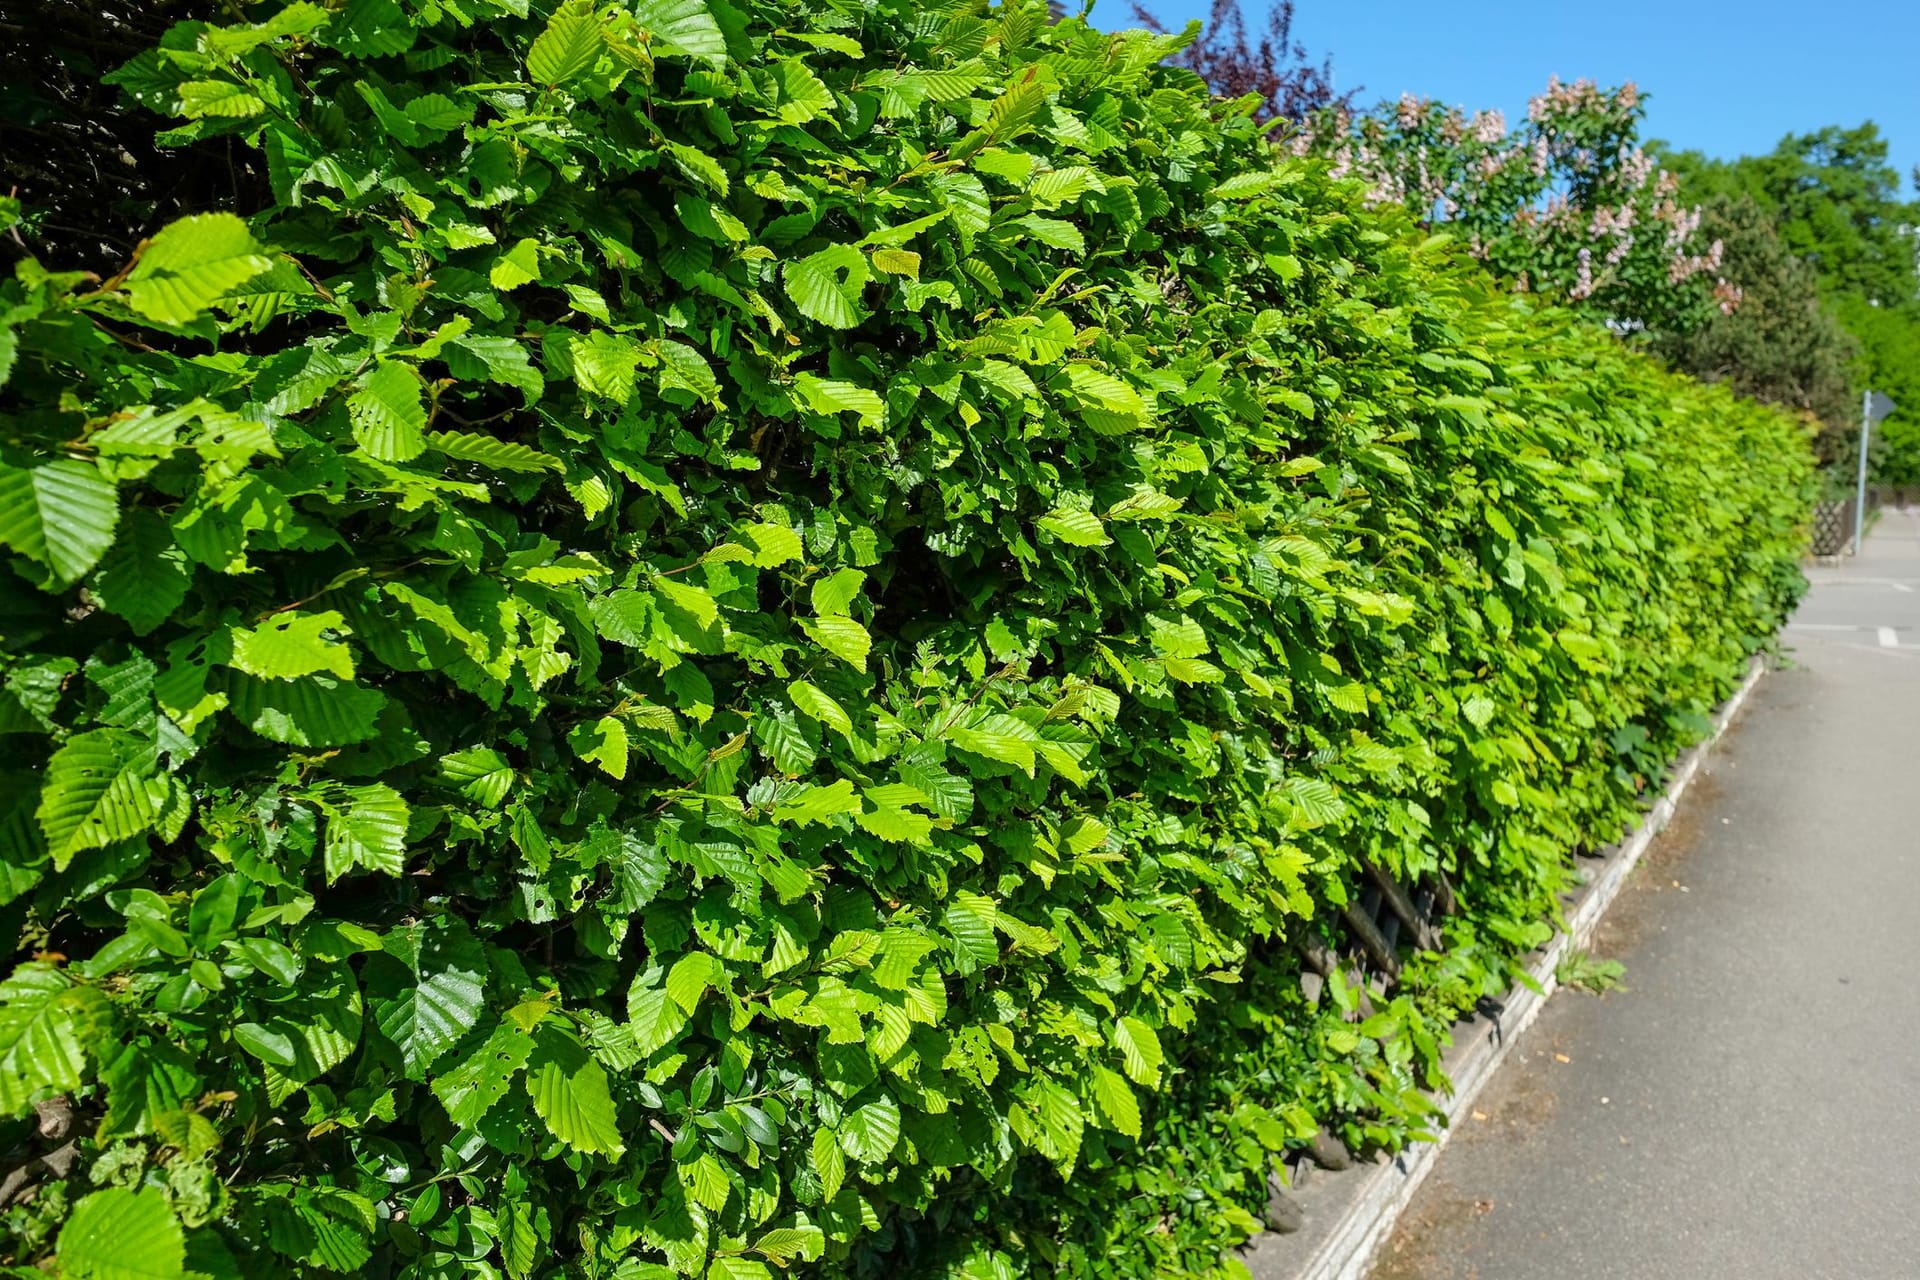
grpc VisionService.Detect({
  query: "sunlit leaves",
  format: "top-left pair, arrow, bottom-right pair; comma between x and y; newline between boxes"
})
124,213 -> 271,326
57,1188 -> 185,1280
0,458 -> 119,587
782,245 -> 870,329
527,0 -> 604,85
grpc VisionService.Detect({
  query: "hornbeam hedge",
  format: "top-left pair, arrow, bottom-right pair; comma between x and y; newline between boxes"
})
0,1 -> 1811,1277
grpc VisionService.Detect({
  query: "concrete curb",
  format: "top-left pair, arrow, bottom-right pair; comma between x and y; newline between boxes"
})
1242,654 -> 1769,1280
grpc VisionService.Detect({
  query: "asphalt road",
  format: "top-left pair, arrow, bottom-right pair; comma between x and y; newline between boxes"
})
1370,509 -> 1920,1280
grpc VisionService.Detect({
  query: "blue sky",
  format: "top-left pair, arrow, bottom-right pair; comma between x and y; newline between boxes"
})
1116,0 -> 1920,189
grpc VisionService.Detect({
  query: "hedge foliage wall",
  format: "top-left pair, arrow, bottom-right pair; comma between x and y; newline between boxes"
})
0,1 -> 1811,1277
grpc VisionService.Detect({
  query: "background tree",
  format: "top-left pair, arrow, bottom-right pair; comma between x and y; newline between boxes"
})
1128,0 -> 1350,123
1292,79 -> 1735,336
1660,124 -> 1920,480
1648,195 -> 1859,459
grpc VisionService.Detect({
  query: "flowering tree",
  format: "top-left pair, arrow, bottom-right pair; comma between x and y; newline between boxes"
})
1291,78 -> 1737,334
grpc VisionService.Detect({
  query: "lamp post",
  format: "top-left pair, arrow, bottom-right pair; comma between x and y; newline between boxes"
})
1856,390 -> 1898,555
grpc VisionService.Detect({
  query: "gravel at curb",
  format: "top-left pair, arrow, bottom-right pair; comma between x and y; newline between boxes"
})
1239,654 -> 1769,1280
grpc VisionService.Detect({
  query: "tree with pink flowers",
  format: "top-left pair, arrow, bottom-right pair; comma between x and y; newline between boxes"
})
1290,78 -> 1737,336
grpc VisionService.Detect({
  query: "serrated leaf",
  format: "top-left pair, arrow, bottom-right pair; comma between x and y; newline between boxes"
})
232,610 -> 355,681
349,362 -> 428,462
124,213 -> 271,326
812,1126 -> 845,1200
788,680 -> 853,738
529,1031 -> 625,1157
431,1022 -> 535,1127
0,458 -> 120,588
444,334 -> 544,401
751,1225 -> 825,1264
632,0 -> 728,68
655,339 -> 723,406
809,568 -> 865,617
373,925 -> 487,1078
949,714 -> 1036,775
944,889 -> 999,969
57,1187 -> 185,1280
1087,1064 -> 1141,1139
801,615 -> 871,671
231,673 -> 385,746
35,730 -> 157,870
178,79 -> 266,118
794,373 -> 883,426
773,778 -> 858,826
626,984 -> 691,1056
428,430 -> 562,473
838,1094 -> 900,1163
92,509 -> 190,634
568,716 -> 630,779
782,245 -> 870,329
0,965 -> 108,1114
319,783 -> 409,880
527,0 -> 604,84
1113,1015 -> 1162,1088
490,237 -> 542,291
1036,507 -> 1110,548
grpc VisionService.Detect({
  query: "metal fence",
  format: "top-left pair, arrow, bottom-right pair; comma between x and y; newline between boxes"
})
1811,498 -> 1859,557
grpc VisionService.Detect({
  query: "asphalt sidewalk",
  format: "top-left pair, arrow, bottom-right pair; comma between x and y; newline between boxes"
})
1370,509 -> 1920,1280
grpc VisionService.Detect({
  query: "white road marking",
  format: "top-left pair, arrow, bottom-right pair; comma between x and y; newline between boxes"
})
1879,627 -> 1899,648
1786,623 -> 1866,631
1895,583 -> 1915,593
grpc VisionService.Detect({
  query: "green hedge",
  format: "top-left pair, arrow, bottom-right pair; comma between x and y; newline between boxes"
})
0,1 -> 1811,1277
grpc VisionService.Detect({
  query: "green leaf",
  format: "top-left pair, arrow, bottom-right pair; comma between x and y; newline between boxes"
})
782,245 -> 870,329
655,339 -> 723,406
179,79 -> 267,118
232,609 -> 355,681
0,458 -> 120,587
527,0 -> 604,84
810,1126 -> 846,1202
1087,1064 -> 1141,1139
320,783 -> 409,880
35,729 -> 158,870
349,362 -> 428,462
773,778 -> 859,826
572,331 -> 643,401
631,0 -> 728,69
231,673 -> 386,746
528,1031 -> 625,1158
428,430 -> 562,473
0,964 -> 109,1114
741,522 -> 804,567
57,1187 -> 185,1280
92,509 -> 191,634
373,925 -> 487,1078
124,213 -> 271,326
788,680 -> 853,738
838,1094 -> 900,1164
1114,1015 -> 1163,1088
794,373 -> 883,427
856,785 -> 933,845
801,615 -> 871,671
626,984 -> 691,1056
751,1225 -> 825,1264
569,716 -> 630,779
1036,507 -> 1111,548
491,237 -> 543,291
809,568 -> 866,616
944,890 -> 1000,969
445,334 -> 544,401
949,714 -> 1036,775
